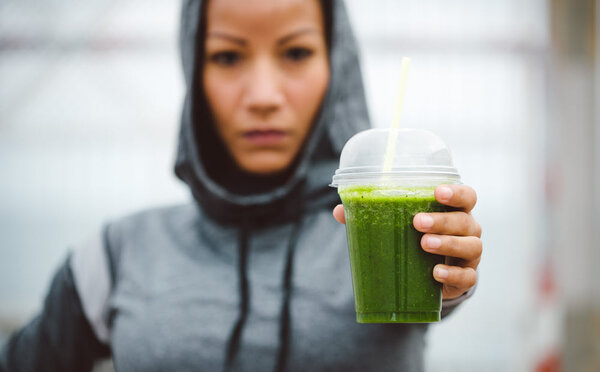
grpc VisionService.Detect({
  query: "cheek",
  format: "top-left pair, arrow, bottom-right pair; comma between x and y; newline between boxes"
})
286,64 -> 329,131
203,73 -> 241,134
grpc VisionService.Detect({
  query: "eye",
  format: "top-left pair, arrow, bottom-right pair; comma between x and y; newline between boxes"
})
284,47 -> 313,61
210,51 -> 241,66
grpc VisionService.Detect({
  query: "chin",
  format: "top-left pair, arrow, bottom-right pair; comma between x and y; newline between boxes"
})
240,163 -> 289,176
237,153 -> 293,176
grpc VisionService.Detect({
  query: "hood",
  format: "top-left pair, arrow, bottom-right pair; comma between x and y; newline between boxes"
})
175,0 -> 370,226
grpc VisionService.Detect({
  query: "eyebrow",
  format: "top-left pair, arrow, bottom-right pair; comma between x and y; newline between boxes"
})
206,32 -> 247,46
206,28 -> 320,47
277,28 -> 320,45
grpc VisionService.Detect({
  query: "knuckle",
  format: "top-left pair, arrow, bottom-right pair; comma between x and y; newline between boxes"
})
471,187 -> 478,206
451,267 -> 477,289
453,185 -> 465,201
445,235 -> 459,254
466,214 -> 481,237
457,185 -> 476,203
463,184 -> 476,202
474,220 -> 483,237
466,268 -> 478,287
436,213 -> 450,229
473,237 -> 483,258
458,185 -> 477,211
459,212 -> 471,234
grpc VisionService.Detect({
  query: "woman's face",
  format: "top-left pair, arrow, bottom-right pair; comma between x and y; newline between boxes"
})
203,0 -> 330,175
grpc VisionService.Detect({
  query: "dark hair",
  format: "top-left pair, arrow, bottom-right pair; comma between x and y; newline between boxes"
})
321,0 -> 333,51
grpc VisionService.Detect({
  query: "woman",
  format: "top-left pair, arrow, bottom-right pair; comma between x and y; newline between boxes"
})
1,0 -> 482,371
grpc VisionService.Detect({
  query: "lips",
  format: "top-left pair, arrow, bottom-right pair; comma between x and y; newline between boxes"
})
242,129 -> 288,146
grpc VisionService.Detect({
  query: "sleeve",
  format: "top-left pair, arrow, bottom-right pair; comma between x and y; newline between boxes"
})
0,256 -> 111,372
0,225 -> 116,372
440,277 -> 478,319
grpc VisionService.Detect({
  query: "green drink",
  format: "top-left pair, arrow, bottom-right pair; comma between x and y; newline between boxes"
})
331,128 -> 461,323
340,186 -> 452,323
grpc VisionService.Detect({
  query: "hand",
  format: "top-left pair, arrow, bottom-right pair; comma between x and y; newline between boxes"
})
333,184 -> 482,300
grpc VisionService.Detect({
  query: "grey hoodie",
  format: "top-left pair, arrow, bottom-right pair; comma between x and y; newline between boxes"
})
0,1 -> 472,371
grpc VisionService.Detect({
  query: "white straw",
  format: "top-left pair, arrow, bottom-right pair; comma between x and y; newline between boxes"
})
383,57 -> 411,172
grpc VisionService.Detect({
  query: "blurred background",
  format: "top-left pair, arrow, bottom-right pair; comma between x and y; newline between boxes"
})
0,0 -> 598,371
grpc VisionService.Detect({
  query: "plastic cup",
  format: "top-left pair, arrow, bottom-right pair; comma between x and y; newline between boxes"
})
331,128 -> 461,323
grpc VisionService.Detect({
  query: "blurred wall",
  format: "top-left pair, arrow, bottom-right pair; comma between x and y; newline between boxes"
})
548,0 -> 600,370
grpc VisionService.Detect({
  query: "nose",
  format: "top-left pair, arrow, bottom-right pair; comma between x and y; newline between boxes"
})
242,58 -> 284,118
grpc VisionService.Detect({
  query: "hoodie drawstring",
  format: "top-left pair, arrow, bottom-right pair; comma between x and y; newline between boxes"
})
223,217 -> 303,372
274,218 -> 303,372
224,224 -> 249,372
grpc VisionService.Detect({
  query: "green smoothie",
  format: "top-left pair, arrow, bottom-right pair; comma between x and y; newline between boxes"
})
339,185 -> 452,323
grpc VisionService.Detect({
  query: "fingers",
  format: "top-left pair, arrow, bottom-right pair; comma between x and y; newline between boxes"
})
433,264 -> 477,297
333,204 -> 345,224
421,234 -> 482,263
413,211 -> 482,237
435,185 -> 478,213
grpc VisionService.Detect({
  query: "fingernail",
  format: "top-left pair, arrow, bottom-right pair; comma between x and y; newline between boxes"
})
426,236 -> 441,249
434,267 -> 449,279
437,186 -> 453,202
418,214 -> 434,229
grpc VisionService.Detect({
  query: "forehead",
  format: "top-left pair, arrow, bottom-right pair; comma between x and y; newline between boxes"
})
205,0 -> 324,36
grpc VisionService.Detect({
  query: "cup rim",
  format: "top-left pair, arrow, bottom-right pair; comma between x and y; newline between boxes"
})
330,166 -> 460,188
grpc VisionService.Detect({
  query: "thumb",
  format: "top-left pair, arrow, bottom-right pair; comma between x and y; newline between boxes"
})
333,204 -> 346,224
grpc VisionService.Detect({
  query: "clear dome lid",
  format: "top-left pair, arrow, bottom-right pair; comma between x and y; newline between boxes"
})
331,128 -> 460,187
